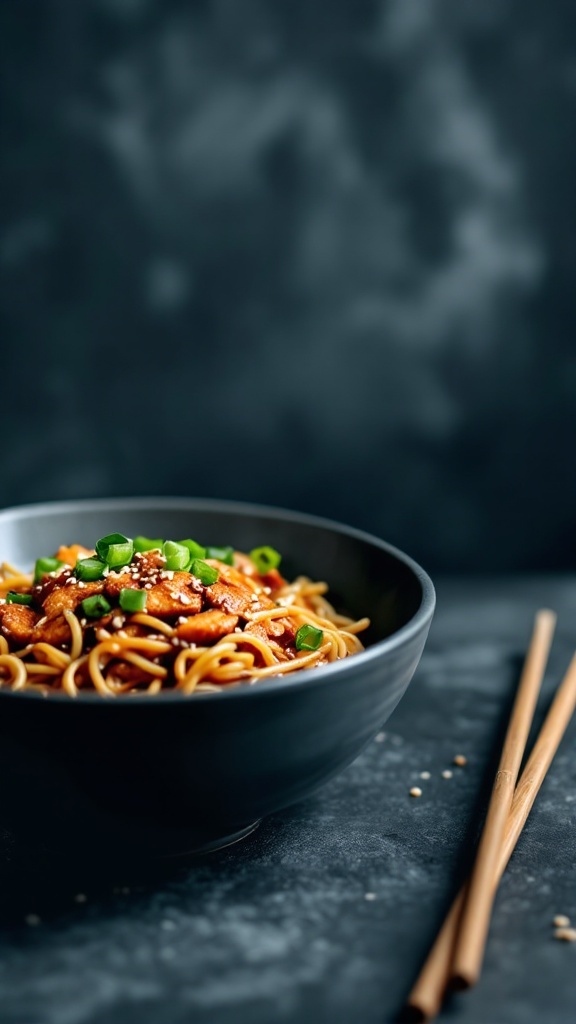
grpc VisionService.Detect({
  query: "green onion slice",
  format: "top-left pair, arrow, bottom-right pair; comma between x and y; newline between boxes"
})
205,545 -> 234,566
81,594 -> 112,619
295,624 -> 324,651
189,559 -> 219,586
75,557 -> 107,582
95,533 -> 134,569
6,591 -> 33,606
250,546 -> 282,574
178,539 -> 207,560
163,540 -> 191,572
119,588 -> 147,613
133,536 -> 164,553
34,557 -> 66,583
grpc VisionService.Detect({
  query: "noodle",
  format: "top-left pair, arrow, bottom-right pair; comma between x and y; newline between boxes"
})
0,537 -> 370,698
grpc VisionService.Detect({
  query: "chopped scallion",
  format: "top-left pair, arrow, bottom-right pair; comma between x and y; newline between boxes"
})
178,539 -> 207,560
95,533 -> 134,568
81,594 -> 112,619
163,540 -> 191,572
75,557 -> 107,582
34,557 -> 65,583
119,588 -> 147,613
295,624 -> 324,651
6,591 -> 33,606
189,559 -> 219,586
206,545 -> 234,566
250,546 -> 282,574
133,536 -> 164,553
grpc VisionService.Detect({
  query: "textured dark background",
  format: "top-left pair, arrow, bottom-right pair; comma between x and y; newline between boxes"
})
1,0 -> 575,571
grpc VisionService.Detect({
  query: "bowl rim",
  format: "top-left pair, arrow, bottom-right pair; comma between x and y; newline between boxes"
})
0,497 -> 435,705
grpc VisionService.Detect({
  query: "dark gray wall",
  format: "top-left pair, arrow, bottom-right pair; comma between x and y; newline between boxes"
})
1,0 -> 575,571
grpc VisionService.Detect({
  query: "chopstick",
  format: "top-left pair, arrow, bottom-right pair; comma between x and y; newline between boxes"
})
406,608 -> 565,1021
450,608 -> 556,988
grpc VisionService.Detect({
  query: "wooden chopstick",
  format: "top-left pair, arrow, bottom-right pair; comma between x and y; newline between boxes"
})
498,650 -> 576,871
406,648 -> 576,1020
450,608 -> 556,988
406,609 -> 562,1021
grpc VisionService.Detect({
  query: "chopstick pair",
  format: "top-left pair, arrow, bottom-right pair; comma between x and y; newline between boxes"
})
406,609 -> 576,1022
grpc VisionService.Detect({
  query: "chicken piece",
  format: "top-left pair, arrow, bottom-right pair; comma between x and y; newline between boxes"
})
146,577 -> 203,618
55,544 -> 95,567
224,555 -> 287,593
204,571 -> 277,617
42,580 -> 104,619
132,550 -> 165,574
231,552 -> 258,577
204,580 -> 254,617
242,622 -> 269,643
0,604 -> 38,645
259,568 -> 288,592
104,572 -> 138,600
32,614 -> 72,648
236,622 -> 291,663
176,610 -> 238,645
32,566 -> 72,605
264,616 -> 295,640
244,616 -> 296,646
30,579 -> 105,649
105,550 -> 171,598
206,560 -> 259,592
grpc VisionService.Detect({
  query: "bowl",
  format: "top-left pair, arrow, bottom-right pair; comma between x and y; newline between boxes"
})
0,498 -> 435,859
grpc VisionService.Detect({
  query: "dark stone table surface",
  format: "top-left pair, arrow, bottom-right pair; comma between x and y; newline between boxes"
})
1,577 -> 575,1024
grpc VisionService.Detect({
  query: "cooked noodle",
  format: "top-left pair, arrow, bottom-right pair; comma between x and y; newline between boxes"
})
0,538 -> 369,698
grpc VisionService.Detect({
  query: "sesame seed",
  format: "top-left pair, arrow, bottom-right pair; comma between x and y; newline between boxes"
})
180,594 -> 191,605
177,617 -> 187,625
553,915 -> 571,928
78,581 -> 86,589
132,574 -> 140,580
144,584 -> 152,590
264,587 -> 272,594
25,913 -> 41,927
442,770 -> 453,779
420,771 -> 431,780
234,627 -> 242,633
250,594 -> 259,603
410,787 -> 422,798
111,616 -> 124,630
554,927 -> 576,942
80,618 -> 87,627
453,754 -> 467,767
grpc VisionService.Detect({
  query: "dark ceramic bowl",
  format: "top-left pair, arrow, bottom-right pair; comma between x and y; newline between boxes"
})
0,498 -> 435,859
